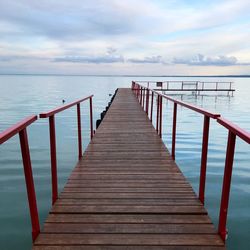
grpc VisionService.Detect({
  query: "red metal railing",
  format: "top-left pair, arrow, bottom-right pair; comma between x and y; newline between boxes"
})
216,117 -> 250,241
40,95 -> 94,205
132,81 -> 250,242
0,115 -> 40,242
132,81 -> 220,205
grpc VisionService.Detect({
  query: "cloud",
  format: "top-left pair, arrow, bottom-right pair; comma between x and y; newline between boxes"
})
54,52 -> 167,65
0,55 -> 48,62
0,0 -> 250,74
128,56 -> 165,64
54,48 -> 124,64
1,0 -> 248,43
172,54 -> 238,66
54,55 -> 124,64
0,0 -> 157,41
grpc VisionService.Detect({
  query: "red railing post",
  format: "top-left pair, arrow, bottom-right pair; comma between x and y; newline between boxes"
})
140,87 -> 142,105
172,102 -> 177,160
39,95 -> 94,204
159,95 -> 163,138
19,128 -> 40,242
141,88 -> 144,107
218,131 -> 236,242
199,115 -> 210,204
156,95 -> 160,133
49,115 -> 58,205
146,89 -> 149,115
89,97 -> 94,139
77,103 -> 82,160
150,91 -> 154,122
142,88 -> 145,110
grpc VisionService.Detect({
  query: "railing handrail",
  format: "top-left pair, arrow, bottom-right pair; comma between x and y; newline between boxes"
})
0,115 -> 40,242
157,91 -> 220,119
131,80 -> 250,242
0,93 -> 94,243
217,117 -> 250,144
133,81 -> 250,142
133,84 -> 220,118
39,94 -> 94,205
0,115 -> 37,144
40,95 -> 93,118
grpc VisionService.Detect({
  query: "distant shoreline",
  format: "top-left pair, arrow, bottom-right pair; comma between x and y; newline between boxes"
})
0,73 -> 250,78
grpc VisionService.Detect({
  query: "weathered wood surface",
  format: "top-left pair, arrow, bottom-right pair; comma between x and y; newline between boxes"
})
33,88 -> 225,249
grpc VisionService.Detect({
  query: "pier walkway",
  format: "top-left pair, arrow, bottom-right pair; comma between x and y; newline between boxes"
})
33,88 -> 225,249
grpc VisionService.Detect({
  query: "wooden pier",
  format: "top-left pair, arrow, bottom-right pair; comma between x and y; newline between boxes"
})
33,88 -> 225,249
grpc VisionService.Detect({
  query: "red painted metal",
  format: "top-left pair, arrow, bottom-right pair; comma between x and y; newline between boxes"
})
146,89 -> 149,115
131,82 -> 250,242
199,115 -> 210,204
150,91 -> 154,122
156,95 -> 160,133
139,87 -> 142,105
218,131 -> 236,241
172,103 -> 177,160
141,88 -> 144,107
217,117 -> 250,143
142,88 -> 145,110
161,93 -> 220,119
19,128 -> 40,242
77,103 -> 82,159
49,115 -> 58,205
159,96 -> 163,138
40,95 -> 93,118
40,95 -> 94,204
0,115 -> 37,144
90,97 -> 94,139
0,115 -> 40,242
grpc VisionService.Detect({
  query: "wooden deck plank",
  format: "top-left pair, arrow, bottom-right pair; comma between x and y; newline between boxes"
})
42,223 -> 216,234
50,205 -> 206,214
45,214 -> 213,224
34,234 -> 224,246
55,198 -> 202,206
33,88 -> 225,249
59,193 -> 198,199
62,187 -> 194,192
33,246 -> 225,250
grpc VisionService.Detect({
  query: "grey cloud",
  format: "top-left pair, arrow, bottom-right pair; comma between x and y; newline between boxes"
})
54,54 -> 168,64
173,54 -> 238,66
0,1 -> 140,40
0,55 -> 48,62
0,56 -> 12,62
54,47 -> 124,64
128,56 -> 165,64
54,55 -> 124,64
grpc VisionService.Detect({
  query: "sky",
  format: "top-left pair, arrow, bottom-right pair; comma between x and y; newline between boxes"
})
0,0 -> 250,75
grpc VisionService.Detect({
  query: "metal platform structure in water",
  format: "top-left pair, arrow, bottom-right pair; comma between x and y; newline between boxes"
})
136,80 -> 235,96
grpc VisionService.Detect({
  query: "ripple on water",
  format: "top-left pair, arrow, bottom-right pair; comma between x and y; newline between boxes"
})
0,76 -> 250,250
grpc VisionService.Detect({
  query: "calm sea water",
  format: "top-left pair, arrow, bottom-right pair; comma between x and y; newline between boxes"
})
0,75 -> 249,250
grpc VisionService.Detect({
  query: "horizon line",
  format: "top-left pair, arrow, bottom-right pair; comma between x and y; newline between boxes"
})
0,73 -> 250,78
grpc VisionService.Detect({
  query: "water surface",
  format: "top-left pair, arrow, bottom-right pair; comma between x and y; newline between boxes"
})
0,75 -> 249,249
